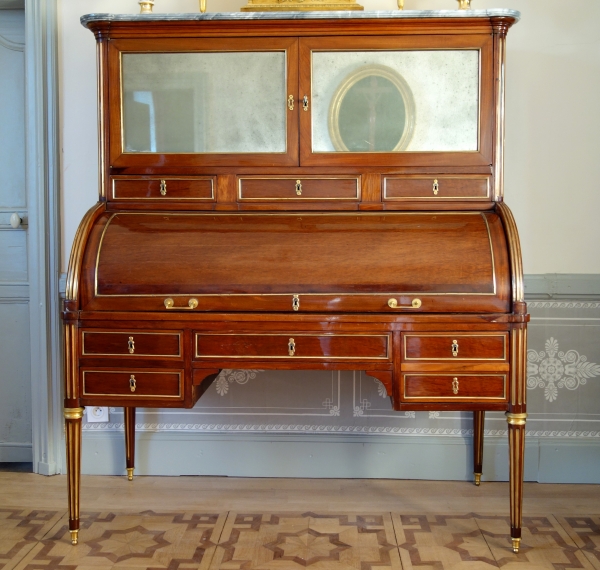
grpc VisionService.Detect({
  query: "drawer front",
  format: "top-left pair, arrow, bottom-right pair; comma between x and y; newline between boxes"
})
112,177 -> 215,201
402,374 -> 507,401
195,333 -> 390,360
82,331 -> 182,358
82,370 -> 182,398
403,334 -> 507,361
383,176 -> 490,201
238,177 -> 360,201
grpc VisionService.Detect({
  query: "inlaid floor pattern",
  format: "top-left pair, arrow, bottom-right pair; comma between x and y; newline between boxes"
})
2,509 -> 599,570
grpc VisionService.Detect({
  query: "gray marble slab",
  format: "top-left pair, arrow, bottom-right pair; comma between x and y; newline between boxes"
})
81,9 -> 520,28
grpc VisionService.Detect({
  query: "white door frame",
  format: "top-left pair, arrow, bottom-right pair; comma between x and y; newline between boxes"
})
25,0 -> 62,475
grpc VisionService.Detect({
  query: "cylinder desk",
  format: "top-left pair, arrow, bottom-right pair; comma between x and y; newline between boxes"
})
63,8 -> 528,551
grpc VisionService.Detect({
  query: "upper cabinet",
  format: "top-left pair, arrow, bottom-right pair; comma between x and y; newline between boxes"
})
90,13 -> 516,172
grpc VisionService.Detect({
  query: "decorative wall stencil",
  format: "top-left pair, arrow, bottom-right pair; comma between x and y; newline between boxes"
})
527,337 -> 600,402
215,369 -> 262,396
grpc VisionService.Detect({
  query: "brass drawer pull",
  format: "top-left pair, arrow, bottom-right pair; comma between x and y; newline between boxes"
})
164,297 -> 198,310
159,179 -> 167,196
288,338 -> 296,356
129,375 -> 136,393
288,94 -> 294,111
303,95 -> 309,111
295,180 -> 302,195
388,298 -> 421,309
452,340 -> 459,357
128,336 -> 135,354
292,294 -> 300,311
452,377 -> 459,394
433,179 -> 439,195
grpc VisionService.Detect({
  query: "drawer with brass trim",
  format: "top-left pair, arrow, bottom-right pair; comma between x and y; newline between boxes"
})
111,177 -> 215,201
82,370 -> 183,398
81,331 -> 182,358
195,333 -> 390,360
403,333 -> 508,361
238,176 -> 360,201
401,373 -> 507,402
383,176 -> 490,201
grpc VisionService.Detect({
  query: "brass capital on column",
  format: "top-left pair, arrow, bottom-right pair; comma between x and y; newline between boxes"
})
64,407 -> 84,420
505,412 -> 527,425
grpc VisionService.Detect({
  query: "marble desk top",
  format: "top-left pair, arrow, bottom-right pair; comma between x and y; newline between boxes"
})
81,9 -> 520,27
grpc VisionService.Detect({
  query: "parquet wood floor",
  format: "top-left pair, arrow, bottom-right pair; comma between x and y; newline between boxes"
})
1,474 -> 599,569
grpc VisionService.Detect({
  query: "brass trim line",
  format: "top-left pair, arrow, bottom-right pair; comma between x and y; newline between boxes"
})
403,333 -> 508,361
82,371 -> 183,399
93,211 -> 499,298
111,177 -> 215,201
237,176 -> 361,201
195,333 -> 391,360
81,331 -> 182,358
505,412 -> 527,425
402,374 -> 507,401
64,407 -> 84,420
383,176 -> 490,201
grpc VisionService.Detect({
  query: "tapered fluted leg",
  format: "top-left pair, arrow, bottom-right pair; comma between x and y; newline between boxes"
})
507,412 -> 527,553
124,407 -> 136,480
64,407 -> 84,545
473,410 -> 485,486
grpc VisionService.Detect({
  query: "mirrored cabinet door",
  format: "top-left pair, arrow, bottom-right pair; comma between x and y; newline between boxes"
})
300,36 -> 494,167
108,38 -> 299,167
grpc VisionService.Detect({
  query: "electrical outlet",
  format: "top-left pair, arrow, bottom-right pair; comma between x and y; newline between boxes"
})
86,406 -> 109,423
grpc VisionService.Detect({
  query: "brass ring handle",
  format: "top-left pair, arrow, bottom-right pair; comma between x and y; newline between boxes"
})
388,298 -> 421,309
164,297 -> 198,310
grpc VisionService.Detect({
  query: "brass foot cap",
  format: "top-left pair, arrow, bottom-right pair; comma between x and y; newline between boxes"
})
70,530 -> 79,545
127,468 -> 134,481
512,538 -> 520,553
474,473 -> 482,486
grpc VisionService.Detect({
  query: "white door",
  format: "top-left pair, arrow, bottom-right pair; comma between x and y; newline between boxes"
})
0,9 -> 31,463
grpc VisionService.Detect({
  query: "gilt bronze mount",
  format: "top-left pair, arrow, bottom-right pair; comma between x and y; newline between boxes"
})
241,0 -> 363,12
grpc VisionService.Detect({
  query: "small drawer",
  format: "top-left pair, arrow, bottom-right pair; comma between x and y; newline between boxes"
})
402,374 -> 507,402
383,176 -> 490,201
195,333 -> 390,360
82,370 -> 182,398
403,333 -> 507,361
82,331 -> 182,358
238,176 -> 360,201
111,177 -> 215,201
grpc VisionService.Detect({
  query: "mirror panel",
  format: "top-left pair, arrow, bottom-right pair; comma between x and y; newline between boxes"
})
311,50 -> 479,153
122,51 -> 287,154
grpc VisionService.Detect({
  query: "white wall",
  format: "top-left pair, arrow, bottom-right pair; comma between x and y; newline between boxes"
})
59,0 -> 600,275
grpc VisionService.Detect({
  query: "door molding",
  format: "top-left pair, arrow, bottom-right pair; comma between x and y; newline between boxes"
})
25,0 -> 62,475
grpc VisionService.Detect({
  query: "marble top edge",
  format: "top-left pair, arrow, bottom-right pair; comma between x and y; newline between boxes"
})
81,9 -> 520,27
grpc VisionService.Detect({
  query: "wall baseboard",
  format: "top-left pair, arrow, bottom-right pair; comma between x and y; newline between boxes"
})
80,431 -> 599,484
0,442 -> 33,463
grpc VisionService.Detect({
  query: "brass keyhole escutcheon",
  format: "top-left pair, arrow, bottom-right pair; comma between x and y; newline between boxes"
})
288,95 -> 294,111
295,180 -> 302,195
451,340 -> 459,357
433,179 -> 439,195
288,338 -> 296,357
129,375 -> 137,393
292,294 -> 300,311
452,377 -> 459,394
303,95 -> 309,111
128,336 -> 135,354
159,179 -> 167,196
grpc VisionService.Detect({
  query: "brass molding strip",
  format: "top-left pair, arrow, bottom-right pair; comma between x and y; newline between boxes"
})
94,212 -> 499,298
195,332 -> 391,360
82,370 -> 183,398
496,202 -> 524,303
402,374 -> 507,401
64,407 -> 85,420
505,412 -> 527,425
237,176 -> 361,201
81,331 -> 182,358
403,333 -> 508,361
111,177 -> 215,201
383,176 -> 490,200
